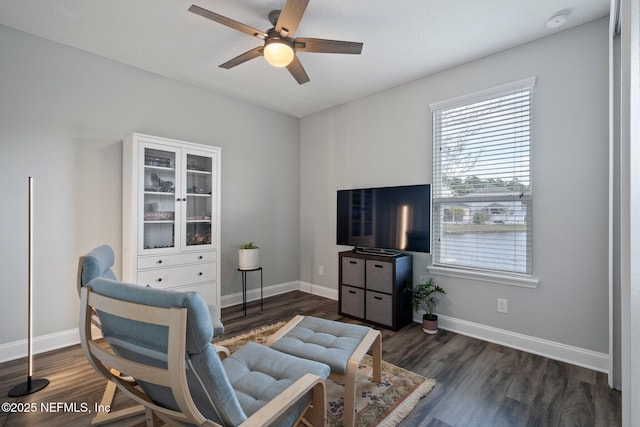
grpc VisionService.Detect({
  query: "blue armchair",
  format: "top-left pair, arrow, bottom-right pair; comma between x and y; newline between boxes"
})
80,278 -> 328,426
77,245 -> 146,425
77,244 -> 231,424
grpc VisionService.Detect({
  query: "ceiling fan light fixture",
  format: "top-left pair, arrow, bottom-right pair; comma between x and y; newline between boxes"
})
264,37 -> 294,67
188,2 -> 363,84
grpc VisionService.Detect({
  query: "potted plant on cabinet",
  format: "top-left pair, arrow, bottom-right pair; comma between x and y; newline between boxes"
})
237,242 -> 259,270
407,278 -> 447,334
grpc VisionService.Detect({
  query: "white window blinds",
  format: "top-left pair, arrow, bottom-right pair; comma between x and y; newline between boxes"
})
431,78 -> 535,275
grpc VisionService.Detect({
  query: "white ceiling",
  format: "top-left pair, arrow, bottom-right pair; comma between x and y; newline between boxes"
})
0,0 -> 610,118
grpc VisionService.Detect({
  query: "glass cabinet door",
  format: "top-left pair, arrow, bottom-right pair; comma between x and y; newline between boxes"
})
142,147 -> 177,251
183,152 -> 214,249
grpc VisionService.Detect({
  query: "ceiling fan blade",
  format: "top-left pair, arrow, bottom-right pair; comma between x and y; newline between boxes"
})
275,0 -> 309,37
189,5 -> 267,39
294,38 -> 363,54
286,55 -> 310,84
219,46 -> 264,69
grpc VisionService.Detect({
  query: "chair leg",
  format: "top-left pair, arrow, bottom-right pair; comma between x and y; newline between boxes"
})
92,405 -> 147,426
90,369 -> 146,425
342,359 -> 358,427
341,330 -> 382,427
144,408 -> 159,427
101,376 -> 118,408
305,381 -> 327,427
372,332 -> 382,384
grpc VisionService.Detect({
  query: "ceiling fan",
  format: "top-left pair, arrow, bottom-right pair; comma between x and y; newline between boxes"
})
188,0 -> 363,84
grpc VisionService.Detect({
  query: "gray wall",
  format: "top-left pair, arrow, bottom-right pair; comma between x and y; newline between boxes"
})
300,18 -> 610,353
0,24 -> 300,346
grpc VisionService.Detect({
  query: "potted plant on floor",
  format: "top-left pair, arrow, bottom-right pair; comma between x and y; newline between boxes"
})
407,278 -> 446,335
237,242 -> 259,270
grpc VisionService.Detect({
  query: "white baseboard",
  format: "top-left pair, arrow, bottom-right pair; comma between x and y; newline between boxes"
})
298,281 -> 339,300
220,281 -> 339,308
0,329 -> 80,364
432,313 -> 610,373
219,280 -> 301,308
0,325 -> 103,364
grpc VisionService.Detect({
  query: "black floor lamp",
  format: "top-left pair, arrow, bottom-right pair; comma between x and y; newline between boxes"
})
8,177 -> 49,397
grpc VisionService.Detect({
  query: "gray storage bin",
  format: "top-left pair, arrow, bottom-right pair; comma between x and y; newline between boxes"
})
341,257 -> 365,287
341,285 -> 365,318
366,260 -> 393,293
365,291 -> 392,327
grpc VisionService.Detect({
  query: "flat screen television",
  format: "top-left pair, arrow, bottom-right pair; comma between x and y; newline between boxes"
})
336,184 -> 431,254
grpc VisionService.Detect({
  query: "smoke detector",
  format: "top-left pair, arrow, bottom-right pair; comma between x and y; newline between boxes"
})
547,11 -> 569,29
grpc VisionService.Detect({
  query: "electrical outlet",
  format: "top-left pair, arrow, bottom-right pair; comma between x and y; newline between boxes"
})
318,266 -> 324,276
497,298 -> 508,313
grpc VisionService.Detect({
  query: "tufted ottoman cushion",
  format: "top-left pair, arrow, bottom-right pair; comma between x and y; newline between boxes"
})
269,316 -> 371,376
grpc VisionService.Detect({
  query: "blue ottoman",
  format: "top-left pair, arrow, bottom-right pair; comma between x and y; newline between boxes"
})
266,315 -> 382,427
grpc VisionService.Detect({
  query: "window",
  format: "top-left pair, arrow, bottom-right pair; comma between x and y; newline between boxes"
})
431,78 -> 535,277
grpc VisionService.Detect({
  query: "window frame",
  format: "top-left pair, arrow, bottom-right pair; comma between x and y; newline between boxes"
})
429,77 -> 539,287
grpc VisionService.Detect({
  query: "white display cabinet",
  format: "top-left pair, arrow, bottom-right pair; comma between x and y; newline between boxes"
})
122,133 -> 221,308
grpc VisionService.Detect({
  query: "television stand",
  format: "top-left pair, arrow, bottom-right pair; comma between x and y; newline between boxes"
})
353,247 -> 403,257
339,250 -> 413,330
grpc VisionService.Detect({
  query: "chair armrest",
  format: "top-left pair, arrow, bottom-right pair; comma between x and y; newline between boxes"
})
212,344 -> 230,360
239,374 -> 326,427
265,315 -> 305,347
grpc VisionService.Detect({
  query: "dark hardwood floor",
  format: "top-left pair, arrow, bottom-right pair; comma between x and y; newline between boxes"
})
0,291 -> 620,426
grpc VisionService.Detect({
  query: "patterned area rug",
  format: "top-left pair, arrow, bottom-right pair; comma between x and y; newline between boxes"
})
214,321 -> 436,427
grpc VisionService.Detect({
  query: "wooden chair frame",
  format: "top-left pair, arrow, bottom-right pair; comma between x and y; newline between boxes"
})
77,255 -> 146,425
80,287 -> 327,427
266,315 -> 382,427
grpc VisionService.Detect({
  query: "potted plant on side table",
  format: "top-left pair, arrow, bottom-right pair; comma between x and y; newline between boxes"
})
407,278 -> 446,335
237,242 -> 259,270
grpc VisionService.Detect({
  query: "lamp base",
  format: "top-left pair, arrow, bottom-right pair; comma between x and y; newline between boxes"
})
8,378 -> 49,397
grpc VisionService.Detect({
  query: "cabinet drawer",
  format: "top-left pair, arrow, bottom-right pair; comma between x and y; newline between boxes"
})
341,285 -> 364,318
137,263 -> 216,289
170,281 -> 218,307
137,251 -> 216,269
365,291 -> 393,327
341,257 -> 365,287
366,260 -> 393,293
